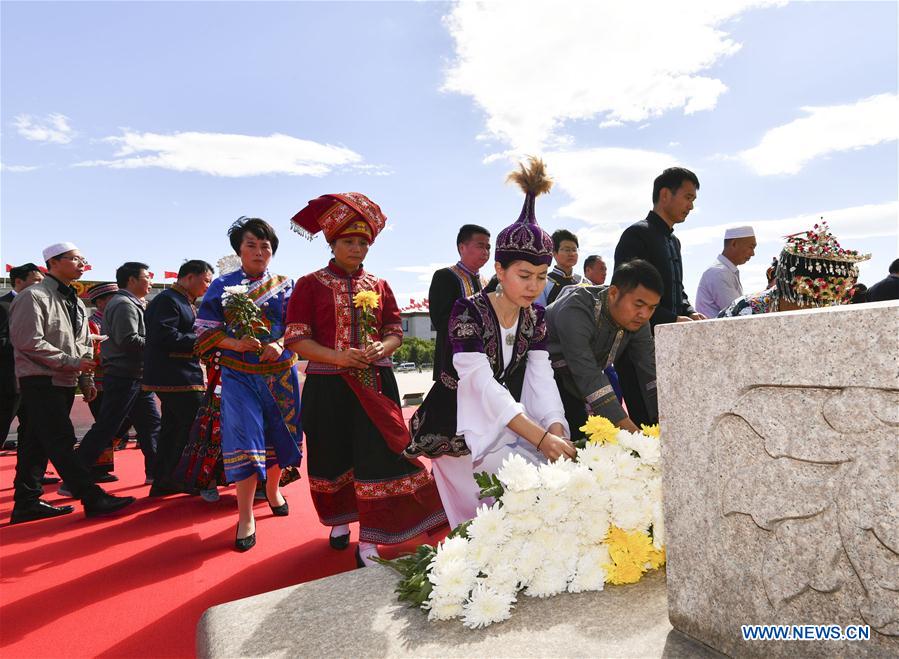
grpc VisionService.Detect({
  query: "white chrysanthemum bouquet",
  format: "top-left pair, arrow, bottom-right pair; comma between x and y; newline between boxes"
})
381,416 -> 665,629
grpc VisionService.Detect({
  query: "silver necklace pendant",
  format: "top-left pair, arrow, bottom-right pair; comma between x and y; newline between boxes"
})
505,332 -> 515,346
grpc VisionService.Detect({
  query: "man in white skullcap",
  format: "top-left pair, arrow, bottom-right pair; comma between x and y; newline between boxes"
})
695,226 -> 756,318
8,242 -> 135,523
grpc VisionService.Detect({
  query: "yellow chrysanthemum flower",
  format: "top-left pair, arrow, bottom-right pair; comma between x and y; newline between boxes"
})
352,290 -> 380,311
640,423 -> 660,438
579,415 -> 619,445
603,560 -> 645,585
605,526 -> 653,566
647,546 -> 666,569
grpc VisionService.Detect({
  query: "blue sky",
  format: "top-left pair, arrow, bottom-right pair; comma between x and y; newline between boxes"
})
2,1 -> 896,306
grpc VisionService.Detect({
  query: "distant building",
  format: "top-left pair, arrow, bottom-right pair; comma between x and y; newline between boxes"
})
401,310 -> 435,341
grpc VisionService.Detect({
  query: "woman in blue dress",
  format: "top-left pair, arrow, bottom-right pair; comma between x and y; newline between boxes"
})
194,218 -> 302,551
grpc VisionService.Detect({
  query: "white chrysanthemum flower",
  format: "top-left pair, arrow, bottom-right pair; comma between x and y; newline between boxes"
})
538,459 -> 572,491
566,465 -> 597,502
569,558 -> 607,593
466,503 -> 509,546
466,537 -> 495,572
651,499 -> 666,549
535,492 -> 568,524
496,453 -> 541,492
427,597 -> 464,621
531,527 -> 558,552
501,488 -> 539,514
524,564 -> 569,598
609,487 -> 652,532
429,558 -> 476,602
507,509 -> 542,534
513,540 -> 543,583
612,449 -> 642,481
481,563 -> 521,598
433,535 -> 469,565
578,509 -> 612,544
222,284 -> 249,296
619,432 -> 661,465
216,254 -> 242,275
462,584 -> 515,629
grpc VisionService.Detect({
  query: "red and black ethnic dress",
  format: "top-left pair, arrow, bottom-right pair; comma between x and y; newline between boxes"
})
286,260 -> 447,544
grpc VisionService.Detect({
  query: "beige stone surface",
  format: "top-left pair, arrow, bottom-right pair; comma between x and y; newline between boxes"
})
655,300 -> 899,658
197,567 -> 721,658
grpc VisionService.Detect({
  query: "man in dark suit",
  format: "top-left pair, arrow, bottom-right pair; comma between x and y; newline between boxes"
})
143,260 -> 213,496
1,263 -> 44,450
866,258 -> 899,302
613,167 -> 706,425
428,225 -> 491,381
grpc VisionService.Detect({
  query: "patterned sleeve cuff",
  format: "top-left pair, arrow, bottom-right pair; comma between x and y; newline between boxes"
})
381,323 -> 403,340
588,391 -> 627,423
194,328 -> 227,356
284,322 -> 312,344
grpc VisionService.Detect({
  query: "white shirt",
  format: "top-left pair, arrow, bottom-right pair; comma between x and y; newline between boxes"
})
696,254 -> 742,318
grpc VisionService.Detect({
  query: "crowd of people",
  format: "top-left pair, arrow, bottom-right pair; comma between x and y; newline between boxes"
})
2,160 -> 894,564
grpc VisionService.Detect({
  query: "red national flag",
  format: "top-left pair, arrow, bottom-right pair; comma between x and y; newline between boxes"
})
38,266 -> 48,274
149,272 -> 155,279
5,264 -> 11,273
84,264 -> 93,271
164,271 -> 178,279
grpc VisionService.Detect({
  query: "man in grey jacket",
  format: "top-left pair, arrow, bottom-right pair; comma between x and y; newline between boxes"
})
545,259 -> 662,440
74,262 -> 159,485
8,242 -> 135,523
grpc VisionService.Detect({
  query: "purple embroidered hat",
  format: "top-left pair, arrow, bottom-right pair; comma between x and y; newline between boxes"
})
494,157 -> 554,268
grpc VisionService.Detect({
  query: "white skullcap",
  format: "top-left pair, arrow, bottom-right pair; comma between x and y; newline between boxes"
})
42,242 -> 79,261
724,226 -> 755,240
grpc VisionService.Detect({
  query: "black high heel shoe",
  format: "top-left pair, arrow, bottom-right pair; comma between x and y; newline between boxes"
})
355,546 -> 365,568
268,496 -> 289,517
235,525 -> 256,552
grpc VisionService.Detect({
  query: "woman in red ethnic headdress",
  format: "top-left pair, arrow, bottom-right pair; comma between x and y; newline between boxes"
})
286,193 -> 447,567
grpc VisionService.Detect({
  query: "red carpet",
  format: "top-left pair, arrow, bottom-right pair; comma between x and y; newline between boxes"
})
0,407 -> 443,658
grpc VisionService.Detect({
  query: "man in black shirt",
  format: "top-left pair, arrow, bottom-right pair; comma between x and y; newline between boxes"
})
428,225 -> 490,381
866,258 -> 899,302
613,167 -> 706,424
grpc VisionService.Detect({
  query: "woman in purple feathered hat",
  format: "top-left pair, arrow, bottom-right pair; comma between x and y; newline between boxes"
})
406,157 -> 576,528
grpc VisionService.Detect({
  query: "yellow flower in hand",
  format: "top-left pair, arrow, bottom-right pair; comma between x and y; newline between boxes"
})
640,423 -> 660,438
579,415 -> 619,445
353,290 -> 380,311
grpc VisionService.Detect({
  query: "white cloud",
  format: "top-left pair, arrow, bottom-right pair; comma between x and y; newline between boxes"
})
677,201 -> 898,252
739,93 -> 899,175
395,262 -> 453,285
442,1 -> 781,151
13,113 -> 75,144
75,130 -> 366,177
543,146 -> 678,249
0,162 -> 39,172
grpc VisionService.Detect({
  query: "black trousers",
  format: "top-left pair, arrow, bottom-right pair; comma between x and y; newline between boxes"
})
553,370 -> 590,442
77,374 -> 159,478
153,390 -> 203,482
13,376 -> 102,506
1,390 -> 22,444
613,351 -> 656,427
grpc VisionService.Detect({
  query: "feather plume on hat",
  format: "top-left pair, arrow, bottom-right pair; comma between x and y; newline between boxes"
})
506,156 -> 553,199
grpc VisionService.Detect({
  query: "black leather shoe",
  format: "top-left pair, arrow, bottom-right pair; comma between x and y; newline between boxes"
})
40,475 -> 61,485
330,532 -> 350,550
268,497 -> 289,517
10,499 -> 75,524
2,438 -> 17,450
149,483 -> 182,498
355,546 -> 365,568
84,493 -> 136,518
235,527 -> 256,552
93,473 -> 119,483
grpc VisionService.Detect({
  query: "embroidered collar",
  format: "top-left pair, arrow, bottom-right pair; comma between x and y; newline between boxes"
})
455,261 -> 479,278
171,282 -> 196,304
326,259 -> 367,279
551,264 -> 578,280
239,268 -> 268,283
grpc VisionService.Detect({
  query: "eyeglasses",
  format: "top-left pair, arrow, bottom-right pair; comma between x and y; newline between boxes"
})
59,255 -> 89,265
558,248 -> 579,254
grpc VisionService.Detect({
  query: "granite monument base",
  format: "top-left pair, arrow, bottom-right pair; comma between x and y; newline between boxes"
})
655,301 -> 899,658
197,567 -> 720,658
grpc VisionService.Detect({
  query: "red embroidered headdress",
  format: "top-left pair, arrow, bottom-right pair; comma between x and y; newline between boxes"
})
289,192 -> 387,244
